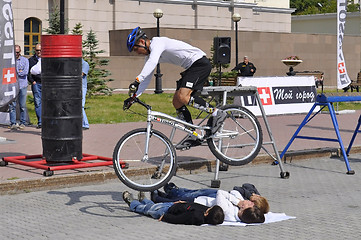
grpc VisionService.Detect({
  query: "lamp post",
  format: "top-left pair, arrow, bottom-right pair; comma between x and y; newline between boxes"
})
60,0 -> 65,34
153,8 -> 163,94
232,13 -> 241,67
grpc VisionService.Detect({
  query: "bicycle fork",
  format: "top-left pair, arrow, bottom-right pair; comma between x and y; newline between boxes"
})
144,113 -> 167,179
142,120 -> 152,162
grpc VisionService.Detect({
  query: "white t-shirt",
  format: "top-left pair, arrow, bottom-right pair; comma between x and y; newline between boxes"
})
136,37 -> 206,95
194,190 -> 244,222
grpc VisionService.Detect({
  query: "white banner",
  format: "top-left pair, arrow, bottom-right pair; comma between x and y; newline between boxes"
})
0,0 -> 17,112
237,76 -> 318,116
337,0 -> 352,89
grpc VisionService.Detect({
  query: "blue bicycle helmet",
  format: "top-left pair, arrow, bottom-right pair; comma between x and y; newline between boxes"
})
127,27 -> 146,52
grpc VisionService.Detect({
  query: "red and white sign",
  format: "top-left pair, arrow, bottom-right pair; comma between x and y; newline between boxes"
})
2,67 -> 16,84
336,0 -> 351,89
257,87 -> 273,105
237,76 -> 318,116
0,0 -> 18,111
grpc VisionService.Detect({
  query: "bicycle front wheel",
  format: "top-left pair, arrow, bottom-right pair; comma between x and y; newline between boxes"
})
113,128 -> 177,192
207,105 -> 263,166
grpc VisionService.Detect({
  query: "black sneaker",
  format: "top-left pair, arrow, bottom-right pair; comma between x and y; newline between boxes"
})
122,191 -> 134,206
211,110 -> 227,134
163,182 -> 178,193
150,190 -> 158,202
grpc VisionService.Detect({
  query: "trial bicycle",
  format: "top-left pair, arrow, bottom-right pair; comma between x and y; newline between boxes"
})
112,96 -> 263,192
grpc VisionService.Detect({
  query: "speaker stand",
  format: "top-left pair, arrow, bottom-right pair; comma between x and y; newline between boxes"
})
217,64 -> 222,86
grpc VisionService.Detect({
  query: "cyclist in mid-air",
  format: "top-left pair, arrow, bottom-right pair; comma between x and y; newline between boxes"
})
125,26 -> 226,148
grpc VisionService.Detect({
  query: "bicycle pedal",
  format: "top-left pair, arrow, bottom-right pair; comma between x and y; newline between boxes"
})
175,145 -> 191,151
175,139 -> 202,150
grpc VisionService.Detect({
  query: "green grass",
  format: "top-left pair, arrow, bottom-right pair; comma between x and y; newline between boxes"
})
86,93 -> 177,123
334,102 -> 361,111
26,93 -> 207,125
25,90 -> 361,125
7,177 -> 19,180
317,89 -> 361,111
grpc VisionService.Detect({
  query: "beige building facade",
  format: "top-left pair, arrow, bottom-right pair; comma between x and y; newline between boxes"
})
11,0 -> 361,89
12,0 -> 293,56
292,12 -> 361,36
108,27 -> 361,90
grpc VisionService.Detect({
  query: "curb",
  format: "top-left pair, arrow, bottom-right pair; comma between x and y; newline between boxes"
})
0,171 -> 118,195
1,145 -> 361,195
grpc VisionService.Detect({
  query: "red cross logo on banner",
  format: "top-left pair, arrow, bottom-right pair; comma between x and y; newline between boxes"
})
2,67 -> 16,84
338,62 -> 346,74
257,87 -> 273,105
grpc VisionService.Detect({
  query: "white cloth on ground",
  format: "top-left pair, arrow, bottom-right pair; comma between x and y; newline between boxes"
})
218,212 -> 296,226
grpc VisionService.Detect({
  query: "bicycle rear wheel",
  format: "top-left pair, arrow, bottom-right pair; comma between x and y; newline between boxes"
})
113,128 -> 177,192
207,105 -> 263,166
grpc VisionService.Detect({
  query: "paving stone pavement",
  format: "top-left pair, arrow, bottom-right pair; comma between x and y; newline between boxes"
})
1,153 -> 361,240
2,108 -> 361,239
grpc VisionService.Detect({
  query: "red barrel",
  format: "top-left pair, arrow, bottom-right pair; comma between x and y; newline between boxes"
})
41,35 -> 83,162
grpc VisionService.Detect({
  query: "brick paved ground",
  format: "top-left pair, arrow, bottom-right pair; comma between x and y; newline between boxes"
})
1,109 -> 361,239
1,155 -> 361,239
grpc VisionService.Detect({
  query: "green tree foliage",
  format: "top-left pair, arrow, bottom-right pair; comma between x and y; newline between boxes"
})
45,7 -> 113,96
43,5 -> 69,34
71,22 -> 86,56
71,22 -> 83,36
291,0 -> 359,15
83,29 -> 113,96
71,23 -> 113,96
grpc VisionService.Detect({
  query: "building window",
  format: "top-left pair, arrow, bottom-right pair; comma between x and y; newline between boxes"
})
24,17 -> 42,55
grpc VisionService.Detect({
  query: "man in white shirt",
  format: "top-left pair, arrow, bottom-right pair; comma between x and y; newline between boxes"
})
28,44 -> 42,128
124,27 -> 227,147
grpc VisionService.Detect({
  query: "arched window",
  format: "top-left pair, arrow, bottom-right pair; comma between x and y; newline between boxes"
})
24,17 -> 42,55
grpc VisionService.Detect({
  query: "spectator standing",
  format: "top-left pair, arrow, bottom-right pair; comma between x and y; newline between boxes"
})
28,43 -> 42,128
232,56 -> 256,77
81,59 -> 90,130
8,45 -> 29,130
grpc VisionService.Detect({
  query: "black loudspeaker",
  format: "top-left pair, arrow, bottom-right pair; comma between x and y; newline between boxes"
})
213,37 -> 231,64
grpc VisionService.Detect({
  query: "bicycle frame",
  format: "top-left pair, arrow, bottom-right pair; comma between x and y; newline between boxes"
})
132,97 -> 211,157
148,110 -> 211,138
131,97 -> 241,160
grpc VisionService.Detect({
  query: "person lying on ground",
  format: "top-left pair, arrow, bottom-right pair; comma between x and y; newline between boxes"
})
122,191 -> 224,226
151,182 -> 269,214
194,189 -> 265,224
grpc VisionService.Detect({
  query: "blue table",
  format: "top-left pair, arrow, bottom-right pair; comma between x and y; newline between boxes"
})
280,93 -> 359,174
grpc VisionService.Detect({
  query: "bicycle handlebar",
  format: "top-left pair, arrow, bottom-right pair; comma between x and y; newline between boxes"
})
123,94 -> 151,111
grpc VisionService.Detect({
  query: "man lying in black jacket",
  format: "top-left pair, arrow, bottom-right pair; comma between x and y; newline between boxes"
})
123,191 -> 224,225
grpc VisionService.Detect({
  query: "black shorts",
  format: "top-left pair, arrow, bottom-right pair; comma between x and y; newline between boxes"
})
176,56 -> 212,91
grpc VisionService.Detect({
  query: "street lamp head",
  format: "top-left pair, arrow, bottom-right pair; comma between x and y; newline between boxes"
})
232,13 -> 241,22
153,9 -> 163,19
